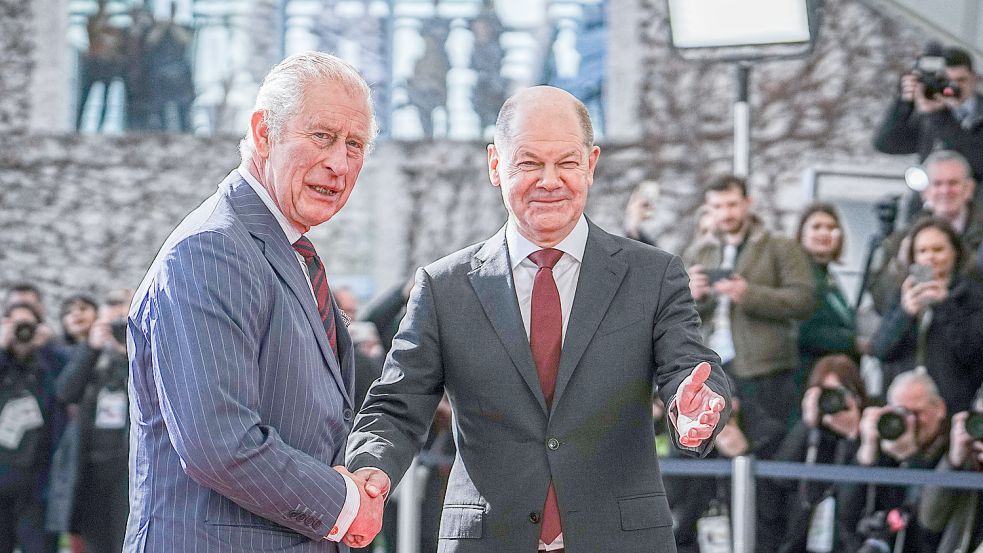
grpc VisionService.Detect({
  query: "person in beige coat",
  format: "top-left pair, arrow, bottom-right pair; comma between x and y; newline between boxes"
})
684,175 -> 816,426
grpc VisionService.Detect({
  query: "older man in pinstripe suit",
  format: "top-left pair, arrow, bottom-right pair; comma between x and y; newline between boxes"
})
124,52 -> 383,552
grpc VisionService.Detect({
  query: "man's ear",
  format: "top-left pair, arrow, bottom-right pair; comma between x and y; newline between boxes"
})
250,111 -> 271,157
487,144 -> 502,188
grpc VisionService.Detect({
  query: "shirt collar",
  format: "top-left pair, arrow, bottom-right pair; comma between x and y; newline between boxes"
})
506,215 -> 588,270
237,166 -> 303,245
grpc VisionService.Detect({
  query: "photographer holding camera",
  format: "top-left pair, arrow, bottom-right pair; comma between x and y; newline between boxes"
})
49,290 -> 132,553
844,370 -> 949,552
772,354 -> 866,553
919,384 -> 983,553
0,302 -> 65,553
870,218 -> 983,414
874,45 -> 983,190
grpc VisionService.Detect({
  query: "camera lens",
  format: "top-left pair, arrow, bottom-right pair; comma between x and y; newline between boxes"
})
818,387 -> 847,415
878,411 -> 909,441
966,412 -> 983,441
111,320 -> 128,345
13,321 -> 37,344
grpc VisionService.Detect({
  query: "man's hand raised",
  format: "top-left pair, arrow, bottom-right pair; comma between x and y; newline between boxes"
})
673,362 -> 726,448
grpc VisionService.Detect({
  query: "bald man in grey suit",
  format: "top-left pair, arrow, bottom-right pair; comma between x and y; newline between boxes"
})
347,87 -> 732,553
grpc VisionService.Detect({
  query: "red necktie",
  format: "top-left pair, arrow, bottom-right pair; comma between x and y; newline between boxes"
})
528,248 -> 564,544
293,236 -> 338,355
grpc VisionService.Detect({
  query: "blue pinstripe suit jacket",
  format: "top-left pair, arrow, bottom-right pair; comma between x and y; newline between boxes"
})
124,172 -> 356,553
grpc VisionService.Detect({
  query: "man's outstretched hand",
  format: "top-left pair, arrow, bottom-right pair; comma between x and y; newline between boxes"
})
674,362 -> 726,448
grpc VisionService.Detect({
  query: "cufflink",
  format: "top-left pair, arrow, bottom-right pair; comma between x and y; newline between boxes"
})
329,526 -> 339,536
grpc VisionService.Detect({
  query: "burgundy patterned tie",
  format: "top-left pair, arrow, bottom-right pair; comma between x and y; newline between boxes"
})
528,248 -> 564,545
293,236 -> 338,355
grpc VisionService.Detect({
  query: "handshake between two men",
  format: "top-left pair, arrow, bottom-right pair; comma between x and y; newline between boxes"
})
330,361 -> 725,547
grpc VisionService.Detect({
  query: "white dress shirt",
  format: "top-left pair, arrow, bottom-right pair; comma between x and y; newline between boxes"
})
506,215 -> 588,551
238,167 -> 360,541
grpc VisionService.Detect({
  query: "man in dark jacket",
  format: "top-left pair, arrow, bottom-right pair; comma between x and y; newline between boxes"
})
874,46 -> 983,194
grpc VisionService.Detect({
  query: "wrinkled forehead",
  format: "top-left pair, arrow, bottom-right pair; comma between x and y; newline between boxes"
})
928,161 -> 971,183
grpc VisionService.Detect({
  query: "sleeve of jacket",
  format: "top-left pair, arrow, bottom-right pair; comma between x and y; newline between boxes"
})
739,238 -> 817,321
873,97 -> 919,155
655,256 -> 732,458
148,230 -> 348,541
918,456 -> 960,533
54,344 -> 100,403
925,109 -> 983,178
869,300 -> 916,362
347,266 -> 445,488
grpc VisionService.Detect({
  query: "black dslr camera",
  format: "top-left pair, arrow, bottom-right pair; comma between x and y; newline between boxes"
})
915,42 -> 961,100
966,412 -> 983,441
818,387 -> 848,415
13,321 -> 37,344
877,409 -> 911,441
856,507 -> 910,553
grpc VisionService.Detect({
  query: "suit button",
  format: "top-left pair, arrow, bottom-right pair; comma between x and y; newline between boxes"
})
547,438 -> 560,450
529,512 -> 541,523
343,408 -> 354,421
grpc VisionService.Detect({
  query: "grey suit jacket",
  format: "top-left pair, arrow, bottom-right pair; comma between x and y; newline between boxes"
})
348,221 -> 731,553
124,172 -> 356,553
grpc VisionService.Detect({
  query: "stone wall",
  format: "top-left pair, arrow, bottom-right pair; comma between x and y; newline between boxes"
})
0,0 -> 948,314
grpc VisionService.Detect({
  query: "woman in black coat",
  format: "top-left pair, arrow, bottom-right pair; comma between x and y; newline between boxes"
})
871,217 -> 983,415
774,354 -> 867,553
53,295 -> 130,553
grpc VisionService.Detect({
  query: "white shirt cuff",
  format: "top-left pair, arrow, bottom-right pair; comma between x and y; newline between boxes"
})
324,473 -> 360,541
668,381 -> 699,452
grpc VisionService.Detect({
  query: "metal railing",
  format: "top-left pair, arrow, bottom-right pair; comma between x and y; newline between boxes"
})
390,454 -> 983,553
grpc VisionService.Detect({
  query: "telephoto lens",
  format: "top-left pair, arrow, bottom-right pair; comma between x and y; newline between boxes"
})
13,321 -> 37,344
818,387 -> 847,415
877,410 -> 909,441
966,412 -> 983,441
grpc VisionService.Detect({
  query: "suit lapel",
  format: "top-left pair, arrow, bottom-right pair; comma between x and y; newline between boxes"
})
224,176 -> 353,410
468,227 -> 548,413
551,222 -> 628,412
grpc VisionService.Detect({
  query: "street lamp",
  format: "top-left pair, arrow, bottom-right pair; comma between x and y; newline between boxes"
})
666,0 -> 818,178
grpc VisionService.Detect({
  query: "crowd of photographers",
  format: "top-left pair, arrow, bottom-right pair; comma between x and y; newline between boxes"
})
616,42 -> 983,553
3,42 -> 983,553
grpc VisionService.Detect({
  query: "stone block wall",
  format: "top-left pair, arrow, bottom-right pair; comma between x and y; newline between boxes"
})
0,0 -> 946,315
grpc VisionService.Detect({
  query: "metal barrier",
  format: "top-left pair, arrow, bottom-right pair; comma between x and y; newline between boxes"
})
393,455 -> 983,553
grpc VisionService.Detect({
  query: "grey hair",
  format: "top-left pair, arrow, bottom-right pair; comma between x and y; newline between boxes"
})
887,369 -> 942,404
239,51 -> 379,162
493,87 -> 594,150
924,149 -> 973,180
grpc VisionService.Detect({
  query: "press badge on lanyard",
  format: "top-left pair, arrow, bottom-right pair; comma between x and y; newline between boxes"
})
95,388 -> 128,429
0,395 -> 44,449
806,496 -> 836,553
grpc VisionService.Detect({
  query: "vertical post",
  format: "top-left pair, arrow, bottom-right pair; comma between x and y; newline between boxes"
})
733,63 -> 751,178
731,455 -> 756,553
397,458 -> 425,553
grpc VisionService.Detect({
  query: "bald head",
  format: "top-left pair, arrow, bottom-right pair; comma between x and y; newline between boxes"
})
494,86 -> 594,150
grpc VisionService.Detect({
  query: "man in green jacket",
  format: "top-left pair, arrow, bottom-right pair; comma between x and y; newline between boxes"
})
684,175 -> 816,426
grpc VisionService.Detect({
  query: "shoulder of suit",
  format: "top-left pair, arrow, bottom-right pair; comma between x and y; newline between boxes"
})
133,190 -> 253,298
422,241 -> 486,278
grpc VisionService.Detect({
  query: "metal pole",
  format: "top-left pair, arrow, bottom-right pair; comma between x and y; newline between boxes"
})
733,63 -> 751,178
731,455 -> 756,553
396,458 -> 426,553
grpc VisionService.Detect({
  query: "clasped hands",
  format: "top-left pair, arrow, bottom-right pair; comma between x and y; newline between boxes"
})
332,466 -> 391,548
